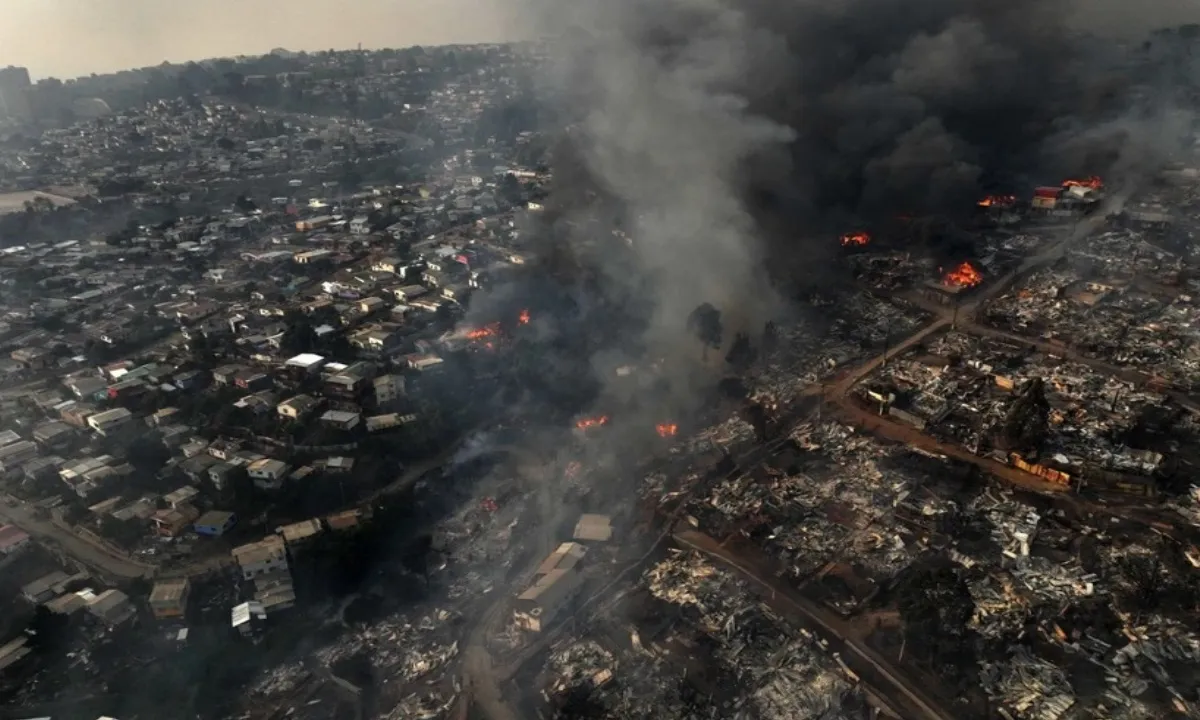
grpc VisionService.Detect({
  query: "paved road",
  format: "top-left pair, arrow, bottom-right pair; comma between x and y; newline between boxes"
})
0,499 -> 152,579
674,528 -> 956,720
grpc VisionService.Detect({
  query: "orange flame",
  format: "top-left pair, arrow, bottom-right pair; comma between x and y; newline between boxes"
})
575,415 -> 609,430
465,323 -> 499,340
840,232 -> 870,247
656,423 -> 678,438
942,261 -> 983,288
977,194 -> 1017,208
518,309 -> 530,325
1062,176 -> 1103,190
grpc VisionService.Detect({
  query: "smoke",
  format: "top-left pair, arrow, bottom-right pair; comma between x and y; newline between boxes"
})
520,0 -> 1193,338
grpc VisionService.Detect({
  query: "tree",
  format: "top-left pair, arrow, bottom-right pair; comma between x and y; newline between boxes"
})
217,136 -> 236,151
687,303 -> 723,357
234,194 -> 258,213
281,312 -> 318,355
1003,377 -> 1050,453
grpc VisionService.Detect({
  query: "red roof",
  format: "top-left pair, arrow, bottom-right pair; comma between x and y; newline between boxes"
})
0,524 -> 30,552
1034,187 -> 1062,198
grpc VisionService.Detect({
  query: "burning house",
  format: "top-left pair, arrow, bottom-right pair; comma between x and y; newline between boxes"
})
920,261 -> 984,306
840,232 -> 870,248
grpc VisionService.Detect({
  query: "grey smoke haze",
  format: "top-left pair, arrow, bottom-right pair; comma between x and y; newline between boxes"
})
521,0 -> 1197,367
0,0 -> 519,79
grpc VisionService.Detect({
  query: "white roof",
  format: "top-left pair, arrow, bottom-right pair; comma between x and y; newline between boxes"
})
285,353 -> 325,368
231,600 -> 266,627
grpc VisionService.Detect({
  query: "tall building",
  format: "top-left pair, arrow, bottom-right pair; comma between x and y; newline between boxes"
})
0,66 -> 32,120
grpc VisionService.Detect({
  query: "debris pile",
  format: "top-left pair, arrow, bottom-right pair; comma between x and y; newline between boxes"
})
980,647 -> 1076,720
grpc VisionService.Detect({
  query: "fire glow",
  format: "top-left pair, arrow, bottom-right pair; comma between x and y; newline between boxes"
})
465,323 -> 500,340
977,194 -> 1016,208
518,309 -> 531,325
575,416 -> 609,430
1062,176 -> 1103,190
942,261 -> 983,288
656,423 -> 678,438
840,232 -> 870,247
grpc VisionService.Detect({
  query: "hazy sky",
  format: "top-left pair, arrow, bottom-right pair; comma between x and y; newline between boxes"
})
0,0 -> 520,79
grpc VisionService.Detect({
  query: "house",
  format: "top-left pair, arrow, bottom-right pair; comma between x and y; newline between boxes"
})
284,353 -> 325,375
163,486 -> 200,508
366,412 -> 417,432
0,636 -> 32,674
573,514 -> 614,542
277,394 -> 320,420
87,407 -> 133,435
172,369 -> 206,390
358,296 -> 387,315
206,438 -> 243,461
0,440 -> 38,472
247,458 -> 291,491
392,284 -> 429,302
232,535 -> 289,580
353,326 -> 403,354
194,510 -> 237,537
208,461 -> 238,491
513,545 -> 589,634
231,600 -> 267,638
295,215 -> 334,232
22,571 -> 72,604
107,377 -> 148,401
325,372 -> 369,399
153,505 -> 200,537
233,370 -> 272,392
254,571 -> 296,614
371,257 -> 405,274
319,410 -> 361,431
373,374 -> 405,405
316,456 -> 355,474
60,402 -> 97,428
0,525 -> 30,555
536,542 -> 589,575
11,347 -> 52,369
514,569 -> 582,633
179,437 -> 210,458
87,589 -> 136,627
66,375 -> 109,400
276,518 -> 323,548
326,509 -> 365,532
212,364 -> 244,386
349,215 -> 371,235
149,578 -> 190,620
405,354 -> 443,371
32,421 -> 74,448
148,407 -> 180,427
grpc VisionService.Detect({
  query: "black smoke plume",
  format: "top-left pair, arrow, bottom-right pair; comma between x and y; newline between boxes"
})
527,0 -> 1192,321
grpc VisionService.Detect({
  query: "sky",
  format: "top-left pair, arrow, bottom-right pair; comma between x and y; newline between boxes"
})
0,0 -> 521,79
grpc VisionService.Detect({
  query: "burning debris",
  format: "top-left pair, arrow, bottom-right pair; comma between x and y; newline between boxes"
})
465,323 -> 500,341
518,308 -> 531,325
575,415 -> 609,431
840,232 -> 870,247
942,261 -> 984,288
977,194 -> 1017,208
1063,176 -> 1104,191
656,423 -> 678,438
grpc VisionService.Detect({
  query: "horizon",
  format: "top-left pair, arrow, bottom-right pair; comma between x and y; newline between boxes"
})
0,0 -> 519,81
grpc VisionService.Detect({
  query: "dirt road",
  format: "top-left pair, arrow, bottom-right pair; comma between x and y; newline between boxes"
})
0,499 -> 152,579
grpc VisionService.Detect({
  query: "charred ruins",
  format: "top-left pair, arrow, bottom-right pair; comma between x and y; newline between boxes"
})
3,5 -> 1200,720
